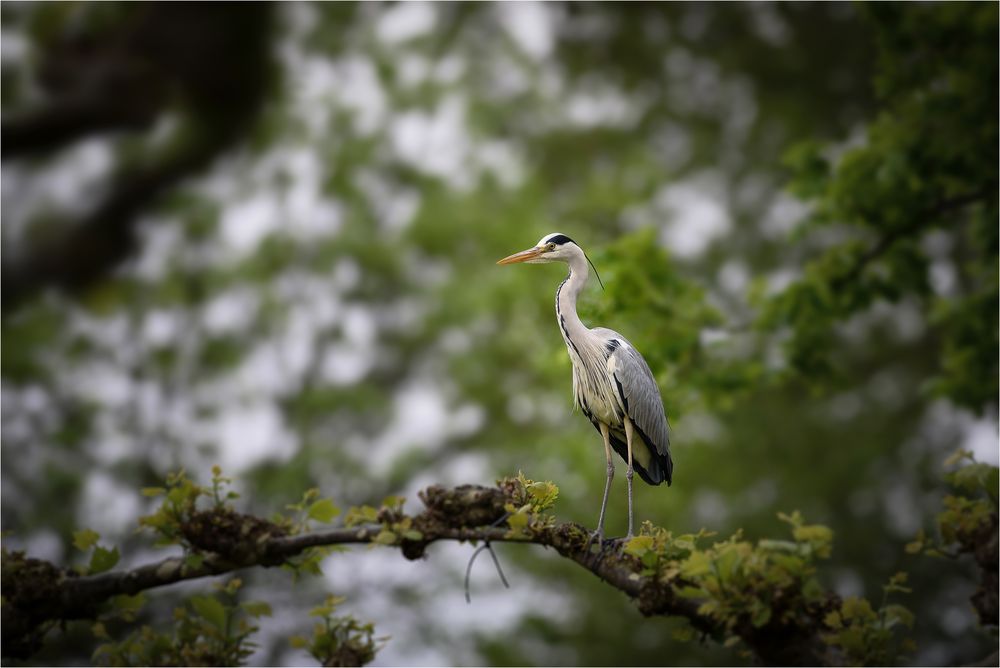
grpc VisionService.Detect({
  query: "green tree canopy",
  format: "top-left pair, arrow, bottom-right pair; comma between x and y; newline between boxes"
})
2,2 -> 996,666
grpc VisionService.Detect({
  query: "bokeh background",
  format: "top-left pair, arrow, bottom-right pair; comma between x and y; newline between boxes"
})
2,2 -> 997,666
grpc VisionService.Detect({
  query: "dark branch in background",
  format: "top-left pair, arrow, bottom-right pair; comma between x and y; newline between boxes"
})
1,96 -> 160,159
3,127 -> 237,312
1,2 -> 275,311
837,189 -> 993,288
3,484 -> 832,666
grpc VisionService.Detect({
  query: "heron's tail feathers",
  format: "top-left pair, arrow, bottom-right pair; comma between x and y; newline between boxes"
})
606,429 -> 672,486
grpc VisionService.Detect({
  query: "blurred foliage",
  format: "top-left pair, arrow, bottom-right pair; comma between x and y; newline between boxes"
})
290,595 -> 385,668
822,572 -> 915,668
767,2 -> 998,407
502,471 -> 561,538
138,466 -> 348,579
92,579 -> 268,667
907,452 -> 999,633
626,511 -> 914,666
583,229 -> 761,414
71,527 -> 120,576
1,1 -> 997,666
910,454 -> 998,559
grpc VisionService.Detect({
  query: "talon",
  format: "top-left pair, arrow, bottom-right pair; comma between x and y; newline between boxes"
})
585,529 -> 604,551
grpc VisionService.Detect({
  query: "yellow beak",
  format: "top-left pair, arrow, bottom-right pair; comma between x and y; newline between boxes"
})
496,247 -> 544,265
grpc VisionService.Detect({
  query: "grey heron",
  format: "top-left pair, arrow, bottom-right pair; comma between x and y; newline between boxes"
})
498,233 -> 673,542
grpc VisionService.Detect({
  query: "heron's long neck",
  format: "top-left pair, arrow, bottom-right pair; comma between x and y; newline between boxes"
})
555,254 -> 594,349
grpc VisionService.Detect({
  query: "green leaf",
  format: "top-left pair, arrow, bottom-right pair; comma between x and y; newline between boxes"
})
623,535 -> 654,558
73,528 -> 100,551
949,462 -> 998,495
381,495 -> 406,509
675,585 -> 708,599
750,600 -> 772,628
793,523 -> 833,545
680,551 -> 712,578
185,553 -> 205,570
904,529 -> 925,554
713,544 -> 743,580
882,603 -> 914,629
884,571 -> 912,593
777,510 -> 804,528
307,499 -> 341,523
309,603 -> 332,618
672,535 -> 697,551
141,487 -> 166,497
373,530 -> 397,545
242,601 -> 273,618
770,552 -> 806,574
309,595 -> 345,618
840,596 -> 877,623
696,600 -> 719,616
190,595 -> 227,631
793,523 -> 833,557
524,480 -> 559,510
344,505 -> 379,527
802,577 -> 825,602
88,546 -> 120,574
943,450 -> 974,468
758,539 -> 800,553
506,509 -> 529,531
782,141 -> 830,199
110,593 -> 145,622
834,627 -> 866,653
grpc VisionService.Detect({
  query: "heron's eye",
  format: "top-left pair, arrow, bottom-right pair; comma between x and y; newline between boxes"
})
547,243 -> 556,251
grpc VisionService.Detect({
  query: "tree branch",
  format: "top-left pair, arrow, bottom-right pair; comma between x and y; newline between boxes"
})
2,125 -> 240,311
837,189 -> 993,287
1,2 -> 274,311
2,483 -> 834,665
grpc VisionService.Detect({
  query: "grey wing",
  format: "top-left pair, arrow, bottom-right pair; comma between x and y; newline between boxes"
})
600,330 -> 673,485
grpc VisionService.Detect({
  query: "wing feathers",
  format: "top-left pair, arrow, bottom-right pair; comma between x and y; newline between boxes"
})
605,337 -> 673,485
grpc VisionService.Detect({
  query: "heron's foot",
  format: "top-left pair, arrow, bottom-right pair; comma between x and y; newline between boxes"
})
598,534 -> 634,551
585,528 -> 605,552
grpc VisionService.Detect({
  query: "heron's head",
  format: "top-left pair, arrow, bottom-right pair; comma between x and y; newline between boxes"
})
496,233 -> 583,265
497,233 -> 604,288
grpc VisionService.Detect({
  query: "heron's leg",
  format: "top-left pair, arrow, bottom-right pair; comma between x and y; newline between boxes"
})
589,423 -> 615,547
623,415 -> 636,538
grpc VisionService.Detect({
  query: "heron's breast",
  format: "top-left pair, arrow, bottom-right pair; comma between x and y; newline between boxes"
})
572,365 -> 622,426
587,393 -> 621,425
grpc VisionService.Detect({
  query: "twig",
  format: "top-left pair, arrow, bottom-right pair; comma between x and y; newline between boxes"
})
464,544 -> 489,604
464,540 -> 511,603
487,543 -> 511,589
